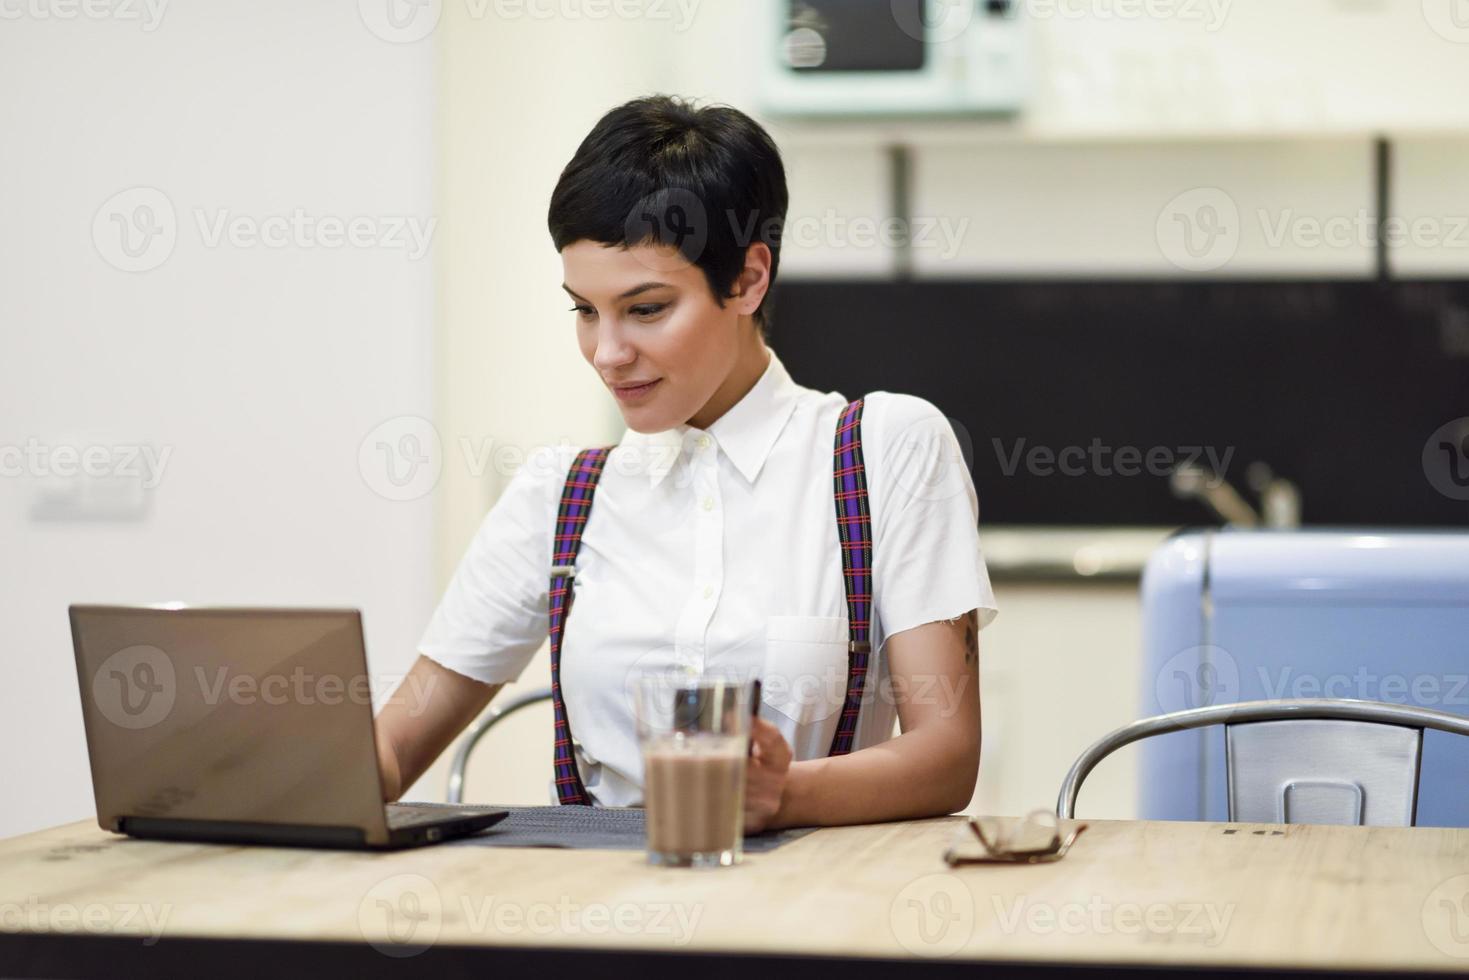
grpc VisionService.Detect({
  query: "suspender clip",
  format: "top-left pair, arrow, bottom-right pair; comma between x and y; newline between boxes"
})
551,565 -> 576,580
848,640 -> 872,654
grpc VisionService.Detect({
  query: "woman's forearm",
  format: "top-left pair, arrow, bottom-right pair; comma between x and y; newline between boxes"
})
770,722 -> 980,828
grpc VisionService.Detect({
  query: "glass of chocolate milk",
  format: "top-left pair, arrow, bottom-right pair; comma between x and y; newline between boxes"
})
634,673 -> 753,868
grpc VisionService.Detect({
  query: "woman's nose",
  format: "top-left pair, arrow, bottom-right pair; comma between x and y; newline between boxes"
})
592,323 -> 636,372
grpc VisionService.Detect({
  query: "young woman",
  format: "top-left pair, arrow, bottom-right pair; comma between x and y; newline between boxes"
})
376,95 -> 998,832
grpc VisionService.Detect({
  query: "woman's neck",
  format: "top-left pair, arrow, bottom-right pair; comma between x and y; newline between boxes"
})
687,334 -> 771,431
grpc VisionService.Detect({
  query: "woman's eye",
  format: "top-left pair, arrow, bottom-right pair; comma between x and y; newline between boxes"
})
630,304 -> 666,318
569,305 -> 594,318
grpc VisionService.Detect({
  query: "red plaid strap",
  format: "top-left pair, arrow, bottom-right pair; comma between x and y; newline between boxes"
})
548,446 -> 612,806
829,398 -> 872,756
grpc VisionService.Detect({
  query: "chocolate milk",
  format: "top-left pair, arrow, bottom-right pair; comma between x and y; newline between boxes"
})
642,735 -> 747,860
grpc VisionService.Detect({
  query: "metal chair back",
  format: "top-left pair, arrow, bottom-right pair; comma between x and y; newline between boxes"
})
1058,699 -> 1469,825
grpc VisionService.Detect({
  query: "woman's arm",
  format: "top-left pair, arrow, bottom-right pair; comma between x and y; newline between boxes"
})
760,609 -> 982,830
374,654 -> 502,801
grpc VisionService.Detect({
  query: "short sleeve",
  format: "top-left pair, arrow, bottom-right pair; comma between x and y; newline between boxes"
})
865,392 -> 998,643
415,445 -> 572,685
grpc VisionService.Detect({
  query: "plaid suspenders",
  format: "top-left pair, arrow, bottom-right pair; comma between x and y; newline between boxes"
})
547,398 -> 873,805
548,447 -> 611,806
828,398 -> 873,755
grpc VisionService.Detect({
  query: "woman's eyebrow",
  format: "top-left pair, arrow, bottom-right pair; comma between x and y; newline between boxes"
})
560,281 -> 670,303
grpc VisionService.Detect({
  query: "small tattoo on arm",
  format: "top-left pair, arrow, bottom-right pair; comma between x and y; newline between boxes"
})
962,609 -> 978,666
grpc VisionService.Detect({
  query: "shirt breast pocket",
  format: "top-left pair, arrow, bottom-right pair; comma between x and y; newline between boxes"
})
762,615 -> 850,735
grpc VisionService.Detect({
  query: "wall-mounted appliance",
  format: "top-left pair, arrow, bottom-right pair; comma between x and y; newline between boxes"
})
760,0 -> 1026,116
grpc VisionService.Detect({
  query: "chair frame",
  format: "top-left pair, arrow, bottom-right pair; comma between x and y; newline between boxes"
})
446,686 -> 553,804
1056,697 -> 1469,822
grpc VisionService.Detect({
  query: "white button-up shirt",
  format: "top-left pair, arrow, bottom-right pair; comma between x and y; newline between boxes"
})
418,349 -> 998,806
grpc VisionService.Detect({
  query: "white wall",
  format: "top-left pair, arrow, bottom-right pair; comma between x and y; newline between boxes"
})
0,2 -> 437,839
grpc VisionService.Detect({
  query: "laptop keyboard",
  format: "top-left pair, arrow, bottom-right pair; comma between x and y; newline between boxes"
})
386,803 -> 497,828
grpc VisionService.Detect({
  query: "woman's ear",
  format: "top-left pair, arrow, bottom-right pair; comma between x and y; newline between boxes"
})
732,242 -> 772,316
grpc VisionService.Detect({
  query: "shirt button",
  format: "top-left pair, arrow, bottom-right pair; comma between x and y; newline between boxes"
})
702,497 -> 715,511
703,585 -> 714,599
697,435 -> 711,450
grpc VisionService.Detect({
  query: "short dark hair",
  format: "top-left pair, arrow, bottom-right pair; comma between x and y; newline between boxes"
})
548,94 -> 789,337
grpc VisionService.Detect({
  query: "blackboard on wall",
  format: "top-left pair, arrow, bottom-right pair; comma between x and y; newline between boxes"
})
771,279 -> 1469,527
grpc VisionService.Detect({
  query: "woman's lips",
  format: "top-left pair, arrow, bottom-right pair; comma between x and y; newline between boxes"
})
612,379 -> 660,403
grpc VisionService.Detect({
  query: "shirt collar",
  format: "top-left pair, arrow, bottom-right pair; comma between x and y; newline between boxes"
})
617,348 -> 802,489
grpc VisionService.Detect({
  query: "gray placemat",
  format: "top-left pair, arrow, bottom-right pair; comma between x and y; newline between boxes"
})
443,804 -> 816,852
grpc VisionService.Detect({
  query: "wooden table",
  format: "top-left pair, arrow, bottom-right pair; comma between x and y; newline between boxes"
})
2,815 -> 1468,978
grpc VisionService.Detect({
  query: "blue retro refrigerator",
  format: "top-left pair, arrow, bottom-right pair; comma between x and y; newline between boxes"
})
1138,529 -> 1469,826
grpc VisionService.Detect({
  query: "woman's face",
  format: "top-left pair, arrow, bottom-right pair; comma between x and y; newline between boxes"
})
561,239 -> 760,433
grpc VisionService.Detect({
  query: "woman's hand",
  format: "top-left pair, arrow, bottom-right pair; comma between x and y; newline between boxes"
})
743,715 -> 793,834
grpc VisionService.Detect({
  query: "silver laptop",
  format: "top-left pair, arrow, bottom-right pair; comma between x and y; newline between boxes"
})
69,604 -> 505,849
